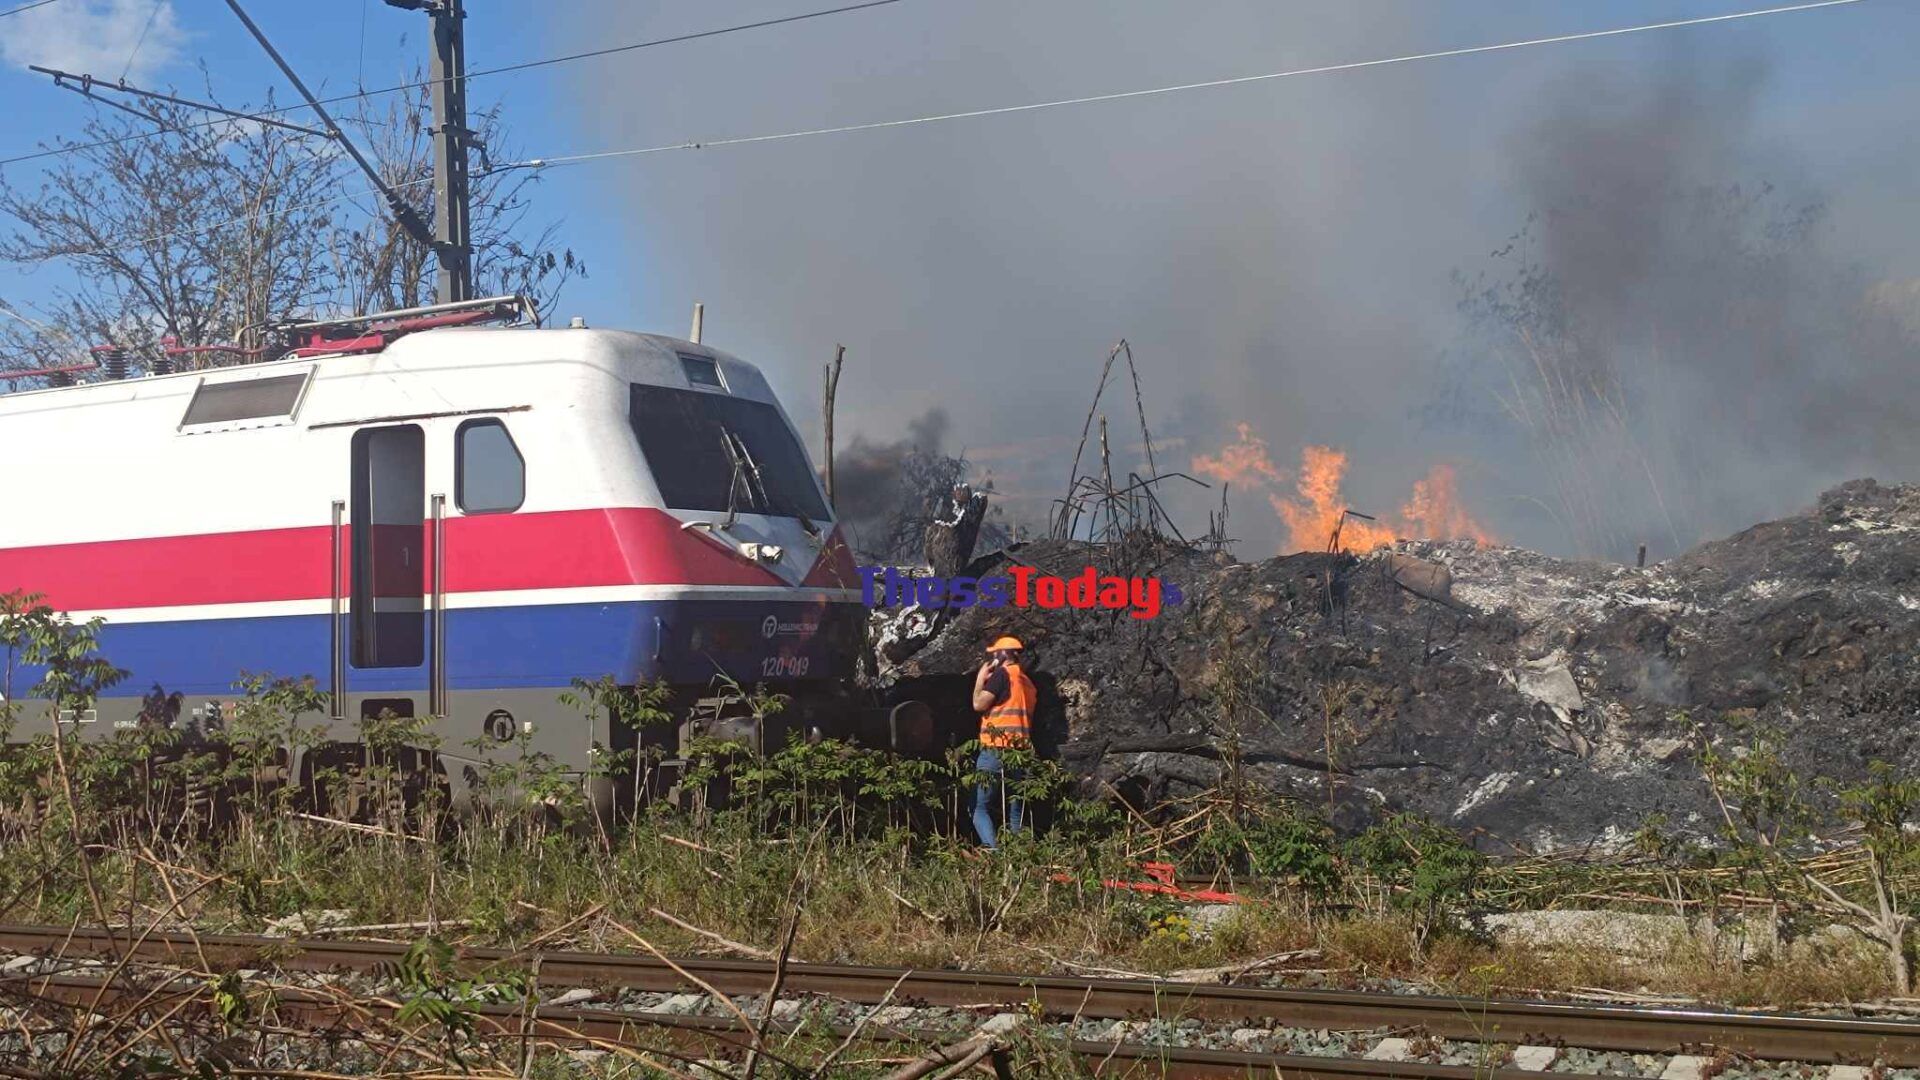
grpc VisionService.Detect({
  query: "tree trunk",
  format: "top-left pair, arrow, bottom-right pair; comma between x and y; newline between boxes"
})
924,484 -> 988,578
1873,865 -> 1911,994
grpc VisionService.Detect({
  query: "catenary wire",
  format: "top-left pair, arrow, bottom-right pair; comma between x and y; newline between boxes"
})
51,0 -> 1873,264
120,0 -> 170,81
0,0 -> 61,16
0,0 -> 911,169
529,0 -> 1870,168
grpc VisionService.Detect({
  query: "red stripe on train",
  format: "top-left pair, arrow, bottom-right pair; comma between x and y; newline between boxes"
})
0,508 -> 847,612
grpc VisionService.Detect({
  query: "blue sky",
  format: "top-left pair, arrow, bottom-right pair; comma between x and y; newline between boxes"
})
3,1 -> 1916,553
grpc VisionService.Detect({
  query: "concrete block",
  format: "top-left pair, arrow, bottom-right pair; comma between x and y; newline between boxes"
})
546,987 -> 596,1007
1229,1028 -> 1268,1048
868,1005 -> 919,1027
655,993 -> 710,1015
976,1012 -> 1026,1037
1512,1045 -> 1561,1071
1366,1038 -> 1412,1062
1481,910 -> 1687,959
1660,1055 -> 1711,1080
1,955 -> 42,975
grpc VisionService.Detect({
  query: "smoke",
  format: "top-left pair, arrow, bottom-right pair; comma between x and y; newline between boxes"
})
837,403 -> 948,530
1442,61 -> 1920,558
557,3 -> 1920,559
830,407 -> 960,561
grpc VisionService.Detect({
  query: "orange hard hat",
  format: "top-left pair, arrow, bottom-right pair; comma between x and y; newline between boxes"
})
988,636 -> 1024,651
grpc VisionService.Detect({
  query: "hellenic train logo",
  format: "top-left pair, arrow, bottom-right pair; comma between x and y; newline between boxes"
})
761,615 -> 780,639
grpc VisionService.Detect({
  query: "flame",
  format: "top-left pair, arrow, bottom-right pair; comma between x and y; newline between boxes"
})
1193,427 -> 1493,554
1275,446 -> 1402,552
1191,422 -> 1283,487
1398,463 -> 1494,548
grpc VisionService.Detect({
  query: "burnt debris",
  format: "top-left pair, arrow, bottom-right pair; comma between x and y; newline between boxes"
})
870,479 -> 1920,854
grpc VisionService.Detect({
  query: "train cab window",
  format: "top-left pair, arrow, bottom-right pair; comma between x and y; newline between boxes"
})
679,354 -> 725,390
456,418 -> 524,514
180,369 -> 310,429
630,385 -> 829,521
350,425 -> 424,669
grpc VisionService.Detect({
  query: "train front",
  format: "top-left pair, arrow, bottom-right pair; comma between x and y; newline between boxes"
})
608,338 -> 869,759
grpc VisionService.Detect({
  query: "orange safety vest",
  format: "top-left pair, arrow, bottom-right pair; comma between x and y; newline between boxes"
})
980,662 -> 1036,749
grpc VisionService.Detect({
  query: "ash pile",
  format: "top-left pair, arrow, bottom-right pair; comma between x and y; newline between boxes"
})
872,479 -> 1920,854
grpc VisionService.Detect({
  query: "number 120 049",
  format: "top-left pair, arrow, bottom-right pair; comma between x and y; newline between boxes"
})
760,655 -> 810,677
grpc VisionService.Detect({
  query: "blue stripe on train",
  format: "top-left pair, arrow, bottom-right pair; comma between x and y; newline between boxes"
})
69,600 -> 859,697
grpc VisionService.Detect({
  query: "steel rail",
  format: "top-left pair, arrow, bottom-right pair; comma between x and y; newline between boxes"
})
1,971 -> 1622,1080
1,925 -> 1915,1065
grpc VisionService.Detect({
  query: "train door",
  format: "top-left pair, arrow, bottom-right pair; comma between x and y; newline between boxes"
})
346,424 -> 428,719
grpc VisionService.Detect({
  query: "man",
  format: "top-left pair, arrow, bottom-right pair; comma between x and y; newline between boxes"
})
971,635 -> 1036,848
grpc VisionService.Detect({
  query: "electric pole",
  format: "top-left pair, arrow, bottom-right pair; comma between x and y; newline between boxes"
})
387,0 -> 474,303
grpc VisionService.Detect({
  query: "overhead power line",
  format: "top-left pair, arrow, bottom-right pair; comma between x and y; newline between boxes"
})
0,0 -> 62,17
529,0 -> 1870,168
51,0 -> 1872,265
0,0 -> 909,169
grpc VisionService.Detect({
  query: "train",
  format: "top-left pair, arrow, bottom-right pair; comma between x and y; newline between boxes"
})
0,296 -> 895,815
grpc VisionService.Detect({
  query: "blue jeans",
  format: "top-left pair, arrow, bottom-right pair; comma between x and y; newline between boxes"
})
972,749 -> 1024,848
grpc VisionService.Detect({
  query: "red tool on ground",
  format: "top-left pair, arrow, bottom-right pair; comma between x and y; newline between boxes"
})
1049,860 -> 1254,905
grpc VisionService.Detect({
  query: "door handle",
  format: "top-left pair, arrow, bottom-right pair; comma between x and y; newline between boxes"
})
330,499 -> 345,720
430,494 -> 446,717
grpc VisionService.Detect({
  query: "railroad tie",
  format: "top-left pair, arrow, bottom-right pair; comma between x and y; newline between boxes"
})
1365,1037 -> 1413,1062
1660,1054 -> 1712,1080
1511,1046 -> 1562,1071
1827,1067 -> 1875,1080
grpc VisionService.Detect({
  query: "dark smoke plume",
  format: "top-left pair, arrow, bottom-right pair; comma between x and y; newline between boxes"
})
831,408 -> 1011,563
1443,63 -> 1920,559
833,408 -> 949,560
561,5 -> 1920,558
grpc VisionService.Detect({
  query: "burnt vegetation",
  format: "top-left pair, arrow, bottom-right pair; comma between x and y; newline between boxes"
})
8,467 -> 1920,1076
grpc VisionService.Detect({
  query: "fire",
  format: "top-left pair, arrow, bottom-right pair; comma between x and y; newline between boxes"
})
1274,446 -> 1401,553
1399,463 -> 1494,548
1192,429 -> 1494,554
1190,422 -> 1283,487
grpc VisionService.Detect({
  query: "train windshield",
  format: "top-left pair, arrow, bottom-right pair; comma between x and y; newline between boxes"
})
631,385 -> 831,521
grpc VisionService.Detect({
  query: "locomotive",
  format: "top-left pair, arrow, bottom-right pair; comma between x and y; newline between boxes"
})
0,297 -> 881,814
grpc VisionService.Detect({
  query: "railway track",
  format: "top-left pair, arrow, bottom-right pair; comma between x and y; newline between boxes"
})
1,924 -> 1916,1075
9,970 -> 1610,1080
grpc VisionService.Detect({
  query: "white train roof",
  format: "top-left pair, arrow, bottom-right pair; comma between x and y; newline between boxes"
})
0,323 -> 829,552
0,324 -> 783,415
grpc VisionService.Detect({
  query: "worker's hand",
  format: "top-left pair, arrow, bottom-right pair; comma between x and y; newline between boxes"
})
975,659 -> 997,687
